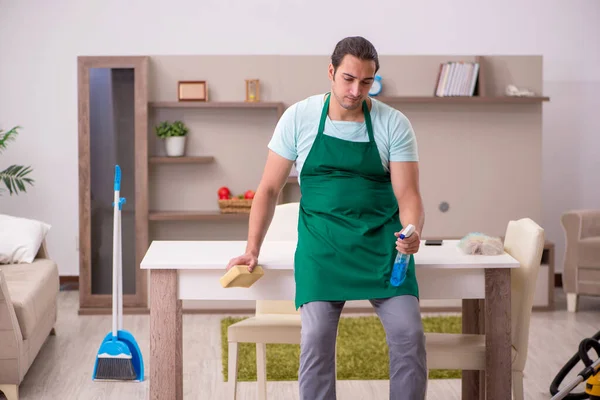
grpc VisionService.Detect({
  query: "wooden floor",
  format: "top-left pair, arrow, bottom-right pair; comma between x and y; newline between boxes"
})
3,289 -> 600,400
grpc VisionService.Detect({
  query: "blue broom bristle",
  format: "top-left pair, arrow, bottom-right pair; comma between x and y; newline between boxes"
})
94,358 -> 136,380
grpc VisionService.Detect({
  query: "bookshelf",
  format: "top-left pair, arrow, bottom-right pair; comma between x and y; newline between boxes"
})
149,101 -> 285,110
147,99 -> 286,229
377,96 -> 549,104
78,54 -> 552,313
149,156 -> 215,164
144,54 -> 551,312
148,211 -> 249,221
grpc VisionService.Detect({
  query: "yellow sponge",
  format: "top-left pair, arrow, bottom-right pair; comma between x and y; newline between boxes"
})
220,265 -> 265,288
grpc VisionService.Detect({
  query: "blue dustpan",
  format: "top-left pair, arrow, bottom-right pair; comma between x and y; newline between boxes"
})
93,330 -> 144,381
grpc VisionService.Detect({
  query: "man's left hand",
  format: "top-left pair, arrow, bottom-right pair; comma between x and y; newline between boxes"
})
394,230 -> 421,255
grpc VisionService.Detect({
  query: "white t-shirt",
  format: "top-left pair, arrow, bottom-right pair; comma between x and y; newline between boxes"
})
268,94 -> 419,182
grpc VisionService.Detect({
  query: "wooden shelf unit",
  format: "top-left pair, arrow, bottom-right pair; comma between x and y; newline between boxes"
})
76,54 -> 550,314
148,99 -> 286,225
149,156 -> 215,164
377,96 -> 550,104
152,97 -> 550,107
369,55 -> 549,105
150,101 -> 285,114
149,211 -> 249,221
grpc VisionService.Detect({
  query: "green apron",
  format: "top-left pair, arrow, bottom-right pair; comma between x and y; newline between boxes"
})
294,93 -> 419,310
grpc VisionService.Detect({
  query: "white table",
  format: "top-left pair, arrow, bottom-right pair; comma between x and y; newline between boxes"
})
141,239 -> 519,400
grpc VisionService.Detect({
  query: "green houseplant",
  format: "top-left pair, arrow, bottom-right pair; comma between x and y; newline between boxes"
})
0,126 -> 34,195
155,120 -> 189,157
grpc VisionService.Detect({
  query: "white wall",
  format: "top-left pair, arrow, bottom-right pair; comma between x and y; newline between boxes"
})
0,0 -> 598,275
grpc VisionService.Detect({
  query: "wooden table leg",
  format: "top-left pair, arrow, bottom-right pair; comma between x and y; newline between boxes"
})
485,269 -> 511,400
150,269 -> 183,400
462,299 -> 484,400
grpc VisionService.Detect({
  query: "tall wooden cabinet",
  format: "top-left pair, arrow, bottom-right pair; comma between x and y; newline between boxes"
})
77,56 -> 149,314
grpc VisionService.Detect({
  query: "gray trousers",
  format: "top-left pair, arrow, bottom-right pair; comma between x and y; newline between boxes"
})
298,295 -> 428,400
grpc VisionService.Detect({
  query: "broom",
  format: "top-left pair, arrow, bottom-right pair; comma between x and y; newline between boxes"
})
92,165 -> 136,380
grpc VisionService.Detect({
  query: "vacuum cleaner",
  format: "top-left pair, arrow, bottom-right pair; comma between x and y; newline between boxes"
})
550,330 -> 600,399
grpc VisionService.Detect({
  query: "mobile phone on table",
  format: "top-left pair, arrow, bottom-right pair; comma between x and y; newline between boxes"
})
425,239 -> 443,246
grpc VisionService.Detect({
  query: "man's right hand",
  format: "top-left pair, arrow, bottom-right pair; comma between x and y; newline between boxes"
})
226,252 -> 259,272
225,150 -> 292,274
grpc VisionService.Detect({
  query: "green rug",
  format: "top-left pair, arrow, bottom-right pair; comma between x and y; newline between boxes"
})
221,315 -> 462,381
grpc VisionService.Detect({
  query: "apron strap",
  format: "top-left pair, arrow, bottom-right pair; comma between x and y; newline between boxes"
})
363,99 -> 375,143
318,93 -> 331,136
318,93 -> 375,143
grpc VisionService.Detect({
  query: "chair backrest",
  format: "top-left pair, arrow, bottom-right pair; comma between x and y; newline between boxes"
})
503,217 -> 545,370
256,202 -> 300,315
263,202 -> 300,242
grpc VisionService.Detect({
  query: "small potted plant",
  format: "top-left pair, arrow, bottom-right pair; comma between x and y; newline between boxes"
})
155,120 -> 189,157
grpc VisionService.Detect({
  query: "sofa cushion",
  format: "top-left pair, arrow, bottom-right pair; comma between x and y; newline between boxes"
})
0,260 -> 59,339
579,237 -> 600,267
0,214 -> 51,264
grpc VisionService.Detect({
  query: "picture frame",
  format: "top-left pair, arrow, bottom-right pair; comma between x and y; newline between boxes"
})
178,81 -> 208,102
245,79 -> 260,102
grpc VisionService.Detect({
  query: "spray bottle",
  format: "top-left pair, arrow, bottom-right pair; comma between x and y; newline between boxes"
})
390,224 -> 415,287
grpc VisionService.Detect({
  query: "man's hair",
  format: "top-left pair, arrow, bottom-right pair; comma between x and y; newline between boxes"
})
331,36 -> 380,76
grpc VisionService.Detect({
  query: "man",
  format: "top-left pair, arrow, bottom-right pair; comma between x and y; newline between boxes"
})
227,36 -> 427,399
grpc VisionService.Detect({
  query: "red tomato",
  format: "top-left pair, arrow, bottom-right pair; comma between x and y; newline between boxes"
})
218,186 -> 231,198
244,190 -> 255,199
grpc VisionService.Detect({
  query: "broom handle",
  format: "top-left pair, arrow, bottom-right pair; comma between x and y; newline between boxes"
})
118,198 -> 123,331
112,187 -> 119,337
112,165 -> 121,338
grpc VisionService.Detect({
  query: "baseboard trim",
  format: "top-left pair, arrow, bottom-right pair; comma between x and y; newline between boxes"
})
78,307 -> 150,315
59,276 -> 79,291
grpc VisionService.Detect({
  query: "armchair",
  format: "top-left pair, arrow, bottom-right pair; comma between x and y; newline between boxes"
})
561,209 -> 600,312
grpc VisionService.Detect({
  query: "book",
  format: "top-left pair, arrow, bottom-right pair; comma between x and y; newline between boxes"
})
435,61 -> 479,96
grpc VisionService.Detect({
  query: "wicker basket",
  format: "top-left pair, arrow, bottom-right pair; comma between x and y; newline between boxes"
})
218,198 -> 253,214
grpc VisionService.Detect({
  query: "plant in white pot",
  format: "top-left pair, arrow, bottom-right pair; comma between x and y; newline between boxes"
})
155,120 -> 189,157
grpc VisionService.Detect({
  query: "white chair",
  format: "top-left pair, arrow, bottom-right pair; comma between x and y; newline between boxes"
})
227,202 -> 301,400
424,218 -> 545,400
